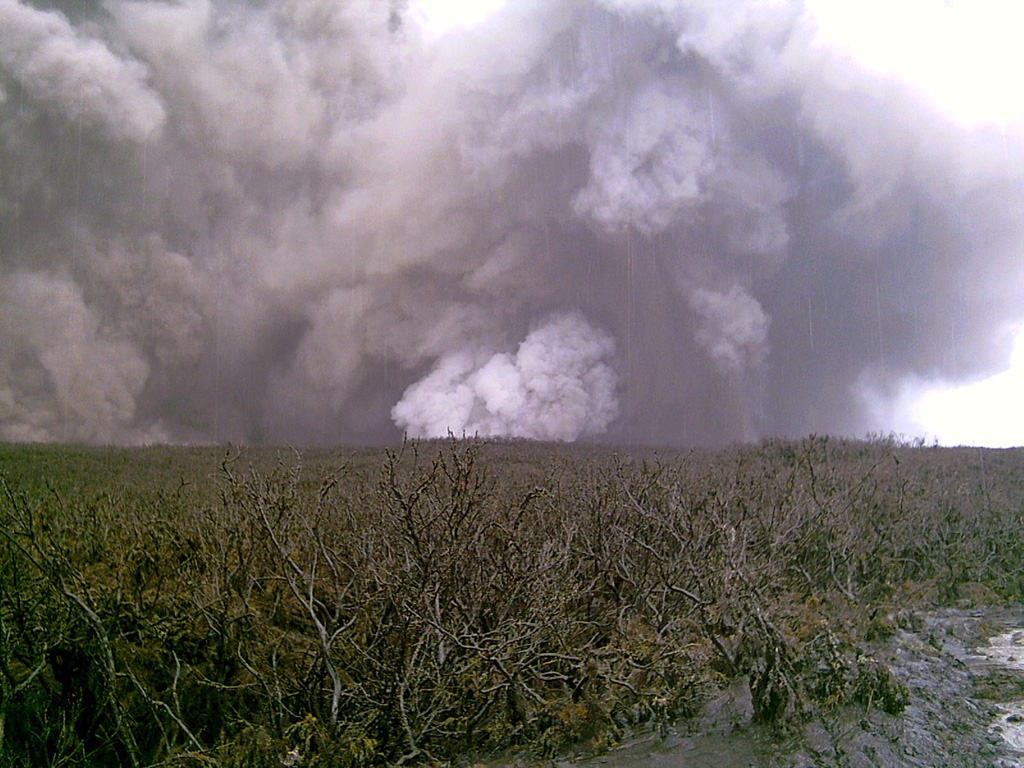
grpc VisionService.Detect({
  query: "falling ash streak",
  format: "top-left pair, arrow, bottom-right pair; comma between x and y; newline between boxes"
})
806,295 -> 814,353
874,264 -> 885,372
707,86 -> 716,146
0,0 -> 1021,445
71,112 -> 82,277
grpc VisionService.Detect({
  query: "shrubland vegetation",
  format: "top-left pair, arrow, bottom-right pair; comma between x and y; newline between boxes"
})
1,436 -> 1022,767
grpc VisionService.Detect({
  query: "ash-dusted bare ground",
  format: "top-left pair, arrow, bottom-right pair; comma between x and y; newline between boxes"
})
541,607 -> 1024,768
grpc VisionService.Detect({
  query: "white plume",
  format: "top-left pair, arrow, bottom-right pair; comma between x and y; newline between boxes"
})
393,313 -> 618,441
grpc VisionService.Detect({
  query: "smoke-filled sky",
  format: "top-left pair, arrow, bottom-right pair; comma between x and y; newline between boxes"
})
1,0 -> 1022,447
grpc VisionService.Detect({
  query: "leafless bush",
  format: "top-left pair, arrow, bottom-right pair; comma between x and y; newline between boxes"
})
0,436 -> 1021,765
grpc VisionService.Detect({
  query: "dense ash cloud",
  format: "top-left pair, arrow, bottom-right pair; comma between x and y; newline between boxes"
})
0,0 -> 1021,445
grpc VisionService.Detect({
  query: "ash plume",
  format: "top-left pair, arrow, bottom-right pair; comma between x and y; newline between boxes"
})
0,0 -> 1021,445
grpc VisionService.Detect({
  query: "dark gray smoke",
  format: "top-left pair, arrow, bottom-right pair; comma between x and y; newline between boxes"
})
1,0 -> 1021,445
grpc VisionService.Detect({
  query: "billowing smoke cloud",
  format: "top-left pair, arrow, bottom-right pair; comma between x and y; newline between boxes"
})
0,0 -> 165,141
690,285 -> 769,376
0,0 -> 1022,445
0,270 -> 151,442
392,312 -> 618,440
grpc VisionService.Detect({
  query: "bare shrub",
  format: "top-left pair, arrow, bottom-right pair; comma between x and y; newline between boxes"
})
0,436 -> 1020,764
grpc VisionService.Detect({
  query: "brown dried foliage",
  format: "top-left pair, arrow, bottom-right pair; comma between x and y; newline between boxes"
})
0,436 -> 1021,766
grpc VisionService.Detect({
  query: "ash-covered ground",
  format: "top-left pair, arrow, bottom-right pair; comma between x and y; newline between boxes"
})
536,607 -> 1024,768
